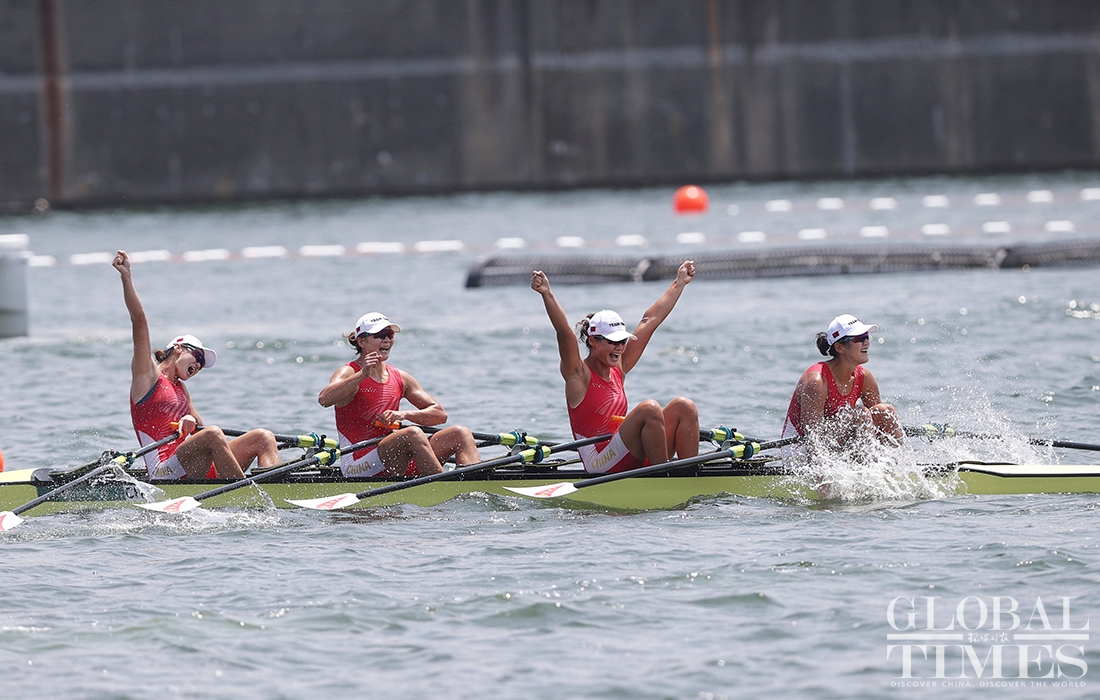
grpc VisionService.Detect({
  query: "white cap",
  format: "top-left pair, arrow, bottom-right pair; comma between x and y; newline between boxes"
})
588,310 -> 637,342
826,314 -> 878,346
354,312 -> 401,337
168,334 -> 217,368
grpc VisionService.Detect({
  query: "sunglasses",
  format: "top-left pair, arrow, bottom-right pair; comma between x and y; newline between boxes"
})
182,344 -> 206,368
592,335 -> 627,347
367,328 -> 395,340
839,333 -> 870,344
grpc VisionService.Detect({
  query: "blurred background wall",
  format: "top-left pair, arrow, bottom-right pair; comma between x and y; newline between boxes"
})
4,0 -> 1100,208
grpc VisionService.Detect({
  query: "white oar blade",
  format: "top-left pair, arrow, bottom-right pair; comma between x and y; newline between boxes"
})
504,482 -> 579,499
286,493 -> 361,511
0,511 -> 26,531
136,497 -> 202,514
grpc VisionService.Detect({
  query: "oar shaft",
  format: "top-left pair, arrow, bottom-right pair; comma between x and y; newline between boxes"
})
14,431 -> 182,516
192,456 -> 319,501
574,438 -> 794,491
351,433 -> 613,500
13,465 -> 113,516
418,425 -> 544,447
906,424 -> 1100,452
1047,440 -> 1100,452
188,436 -> 385,502
218,428 -> 337,449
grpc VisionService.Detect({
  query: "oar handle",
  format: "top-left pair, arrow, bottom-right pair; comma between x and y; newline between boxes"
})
351,433 -> 614,500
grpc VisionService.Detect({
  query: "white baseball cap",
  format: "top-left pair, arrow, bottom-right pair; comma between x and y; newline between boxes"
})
826,314 -> 878,346
354,312 -> 401,337
588,310 -> 637,342
168,334 -> 217,368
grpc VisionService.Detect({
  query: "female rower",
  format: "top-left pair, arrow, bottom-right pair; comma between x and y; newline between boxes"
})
318,312 -> 481,477
531,262 -> 699,474
114,250 -> 280,479
781,313 -> 902,457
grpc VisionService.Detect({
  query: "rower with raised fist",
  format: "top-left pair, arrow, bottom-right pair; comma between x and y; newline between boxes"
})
114,250 -> 280,480
531,261 -> 699,474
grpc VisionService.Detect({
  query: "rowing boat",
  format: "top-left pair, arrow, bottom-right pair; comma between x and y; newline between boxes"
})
3,458 -> 1099,516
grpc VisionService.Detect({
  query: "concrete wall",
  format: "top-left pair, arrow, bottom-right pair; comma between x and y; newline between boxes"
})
4,0 -> 1100,206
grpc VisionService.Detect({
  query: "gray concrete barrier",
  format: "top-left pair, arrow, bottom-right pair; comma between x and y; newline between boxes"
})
7,1 -> 1100,207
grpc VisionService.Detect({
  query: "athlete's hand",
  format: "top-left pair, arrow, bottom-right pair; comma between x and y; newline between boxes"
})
378,409 -> 406,425
359,351 -> 381,370
178,414 -> 197,438
675,260 -> 695,287
531,270 -> 552,295
113,250 -> 131,275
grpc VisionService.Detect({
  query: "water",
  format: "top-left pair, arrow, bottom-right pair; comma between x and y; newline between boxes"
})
2,173 -> 1100,697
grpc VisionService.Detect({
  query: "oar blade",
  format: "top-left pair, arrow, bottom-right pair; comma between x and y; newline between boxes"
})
0,511 -> 26,531
136,497 -> 202,514
286,493 -> 361,511
504,482 -> 579,499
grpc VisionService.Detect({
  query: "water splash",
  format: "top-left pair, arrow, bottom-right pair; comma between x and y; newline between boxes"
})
790,434 -> 956,503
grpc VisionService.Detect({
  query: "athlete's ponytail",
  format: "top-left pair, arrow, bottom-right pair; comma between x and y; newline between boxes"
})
154,344 -> 181,364
815,332 -> 838,358
576,314 -> 595,350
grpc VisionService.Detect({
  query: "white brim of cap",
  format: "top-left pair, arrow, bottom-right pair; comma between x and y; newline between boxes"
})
845,322 -> 878,337
602,331 -> 638,342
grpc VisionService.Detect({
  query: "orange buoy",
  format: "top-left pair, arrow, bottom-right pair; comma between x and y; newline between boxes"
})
0,447 -> 4,472
673,185 -> 709,213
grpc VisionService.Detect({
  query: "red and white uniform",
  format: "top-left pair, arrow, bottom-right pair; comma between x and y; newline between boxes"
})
131,374 -> 189,479
781,362 -> 865,439
335,361 -> 405,477
568,366 -> 646,474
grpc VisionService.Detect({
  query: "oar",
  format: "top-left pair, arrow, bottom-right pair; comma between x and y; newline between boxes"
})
505,436 -> 799,499
418,425 -> 543,448
906,424 -> 1100,452
205,426 -> 338,450
0,432 -> 181,531
136,436 -> 385,514
286,433 -> 614,511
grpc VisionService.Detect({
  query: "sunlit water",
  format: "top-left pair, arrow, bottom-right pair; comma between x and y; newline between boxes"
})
2,173 -> 1100,698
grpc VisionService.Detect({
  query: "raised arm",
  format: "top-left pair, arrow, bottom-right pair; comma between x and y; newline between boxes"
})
531,271 -> 589,407
113,250 -> 161,404
621,260 -> 695,373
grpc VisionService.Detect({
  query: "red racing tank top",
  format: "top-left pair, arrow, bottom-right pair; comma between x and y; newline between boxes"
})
568,365 -> 628,452
335,361 -> 404,460
131,373 -> 188,471
782,362 -> 865,437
